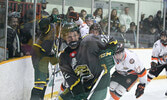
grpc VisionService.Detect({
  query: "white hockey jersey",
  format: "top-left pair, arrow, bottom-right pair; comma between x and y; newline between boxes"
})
75,17 -> 89,38
113,49 -> 147,84
152,40 -> 167,65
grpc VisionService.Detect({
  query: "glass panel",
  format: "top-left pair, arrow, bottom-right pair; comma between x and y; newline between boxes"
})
94,0 -> 109,35
7,0 -> 38,59
139,0 -> 163,48
0,0 -> 7,62
108,1 -> 136,48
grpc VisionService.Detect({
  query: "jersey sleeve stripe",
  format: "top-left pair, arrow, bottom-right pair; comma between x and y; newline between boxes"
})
70,78 -> 80,91
138,68 -> 147,77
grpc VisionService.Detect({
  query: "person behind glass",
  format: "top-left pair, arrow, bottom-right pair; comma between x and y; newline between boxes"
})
126,22 -> 136,34
126,22 -> 137,47
99,18 -> 108,34
66,6 -> 75,22
147,31 -> 167,96
41,0 -> 49,18
119,7 -> 132,31
19,9 -> 35,55
109,44 -> 147,99
117,25 -> 128,44
7,12 -> 21,58
51,8 -> 59,15
79,9 -> 87,22
110,9 -> 120,32
93,8 -> 103,23
143,15 -> 154,33
153,10 -> 162,33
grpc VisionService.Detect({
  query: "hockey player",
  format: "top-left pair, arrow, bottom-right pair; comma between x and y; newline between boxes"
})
30,15 -> 60,100
147,31 -> 167,96
58,22 -> 117,100
110,44 -> 147,99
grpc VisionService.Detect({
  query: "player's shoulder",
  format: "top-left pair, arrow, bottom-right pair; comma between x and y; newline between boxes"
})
125,49 -> 138,64
153,40 -> 161,49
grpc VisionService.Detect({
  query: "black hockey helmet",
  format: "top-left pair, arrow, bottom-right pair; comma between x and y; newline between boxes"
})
89,23 -> 102,35
61,22 -> 79,39
114,43 -> 125,62
61,22 -> 80,48
160,30 -> 167,46
114,43 -> 124,54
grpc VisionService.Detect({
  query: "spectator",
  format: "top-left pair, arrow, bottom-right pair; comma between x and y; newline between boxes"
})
99,18 -> 108,34
141,13 -> 145,22
126,22 -> 137,47
79,9 -> 87,21
117,25 -> 127,43
41,0 -> 49,18
117,25 -> 126,34
66,6 -> 74,22
119,7 -> 132,31
93,8 -> 103,23
7,12 -> 21,58
110,9 -> 120,32
143,15 -> 154,33
126,22 -> 136,33
51,8 -> 59,15
153,10 -> 163,32
139,22 -> 145,34
20,9 -> 35,55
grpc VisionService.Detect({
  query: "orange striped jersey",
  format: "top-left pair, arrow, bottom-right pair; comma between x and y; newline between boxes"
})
114,49 -> 147,84
152,40 -> 167,64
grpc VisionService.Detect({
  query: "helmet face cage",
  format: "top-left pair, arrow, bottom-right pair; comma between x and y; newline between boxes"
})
89,23 -> 102,35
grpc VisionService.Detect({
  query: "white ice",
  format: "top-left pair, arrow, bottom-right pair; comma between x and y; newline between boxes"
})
121,79 -> 167,100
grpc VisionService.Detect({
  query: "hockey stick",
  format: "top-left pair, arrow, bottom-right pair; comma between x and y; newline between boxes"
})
87,69 -> 105,100
51,22 -> 62,99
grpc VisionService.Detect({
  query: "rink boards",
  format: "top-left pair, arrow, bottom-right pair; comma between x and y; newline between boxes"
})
0,49 -> 166,100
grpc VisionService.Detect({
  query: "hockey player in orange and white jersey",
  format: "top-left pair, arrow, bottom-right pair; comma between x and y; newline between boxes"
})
109,44 -> 147,99
147,31 -> 167,96
68,12 -> 89,38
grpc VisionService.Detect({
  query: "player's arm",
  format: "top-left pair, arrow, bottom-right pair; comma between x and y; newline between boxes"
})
151,42 -> 160,67
59,54 -> 85,98
134,57 -> 147,98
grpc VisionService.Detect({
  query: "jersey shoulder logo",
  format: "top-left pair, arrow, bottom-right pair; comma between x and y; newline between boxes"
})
129,58 -> 135,64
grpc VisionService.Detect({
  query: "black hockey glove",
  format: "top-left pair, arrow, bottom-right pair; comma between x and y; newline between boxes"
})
150,62 -> 158,72
69,12 -> 79,21
135,83 -> 145,98
151,62 -> 158,68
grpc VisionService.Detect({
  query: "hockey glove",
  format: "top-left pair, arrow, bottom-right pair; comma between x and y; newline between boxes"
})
99,48 -> 115,71
50,14 -> 61,23
135,83 -> 145,98
69,12 -> 79,21
150,62 -> 158,72
151,62 -> 157,68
